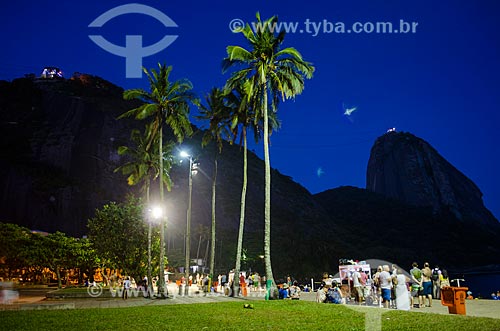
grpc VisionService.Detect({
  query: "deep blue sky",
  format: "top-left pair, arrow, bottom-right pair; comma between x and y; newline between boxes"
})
1,1 -> 499,219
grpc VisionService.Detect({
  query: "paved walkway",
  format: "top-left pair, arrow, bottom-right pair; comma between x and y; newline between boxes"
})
2,288 -> 500,319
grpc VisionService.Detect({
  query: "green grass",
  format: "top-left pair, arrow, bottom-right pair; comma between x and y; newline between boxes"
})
1,301 -> 499,331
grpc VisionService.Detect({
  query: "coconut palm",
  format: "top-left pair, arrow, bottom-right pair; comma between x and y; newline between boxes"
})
119,63 -> 196,296
197,87 -> 232,282
114,125 -> 175,297
224,83 -> 256,296
223,13 -> 314,295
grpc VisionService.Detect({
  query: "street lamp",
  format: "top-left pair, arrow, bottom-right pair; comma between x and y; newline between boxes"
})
151,206 -> 166,298
180,150 -> 197,295
145,208 -> 153,298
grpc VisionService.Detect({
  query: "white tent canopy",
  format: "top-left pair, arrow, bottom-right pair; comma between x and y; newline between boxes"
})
333,258 -> 412,280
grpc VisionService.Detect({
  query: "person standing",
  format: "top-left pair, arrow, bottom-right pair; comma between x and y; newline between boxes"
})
410,262 -> 423,308
421,262 -> 433,307
432,265 -> 441,299
352,268 -> 363,305
239,272 -> 247,296
395,269 -> 410,310
379,265 -> 393,308
440,269 -> 450,288
122,277 -> 131,300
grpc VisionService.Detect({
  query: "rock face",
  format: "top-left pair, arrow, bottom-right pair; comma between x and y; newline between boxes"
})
366,131 -> 498,226
313,186 -> 500,269
0,76 -> 332,277
0,76 -> 138,235
2,76 -> 498,275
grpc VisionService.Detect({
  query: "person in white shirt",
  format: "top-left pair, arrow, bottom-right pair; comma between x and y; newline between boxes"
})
379,265 -> 393,308
122,277 -> 131,299
352,268 -> 363,304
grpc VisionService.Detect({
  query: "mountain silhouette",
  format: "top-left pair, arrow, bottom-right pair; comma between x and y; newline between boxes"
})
1,75 -> 499,278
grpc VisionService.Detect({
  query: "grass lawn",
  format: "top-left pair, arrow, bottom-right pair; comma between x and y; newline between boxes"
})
2,301 -> 500,330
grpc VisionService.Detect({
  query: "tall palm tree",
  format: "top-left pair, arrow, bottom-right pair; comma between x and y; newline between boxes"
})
119,63 -> 196,297
197,87 -> 232,283
114,125 -> 175,297
223,13 -> 314,295
224,83 -> 255,296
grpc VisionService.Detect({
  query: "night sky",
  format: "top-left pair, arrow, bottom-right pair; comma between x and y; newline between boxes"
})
1,0 -> 499,219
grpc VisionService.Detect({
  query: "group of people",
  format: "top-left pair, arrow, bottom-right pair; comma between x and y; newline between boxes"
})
409,262 -> 449,308
336,261 -> 450,310
278,277 -> 301,300
316,273 -> 345,304
371,265 -> 410,310
369,262 -> 451,310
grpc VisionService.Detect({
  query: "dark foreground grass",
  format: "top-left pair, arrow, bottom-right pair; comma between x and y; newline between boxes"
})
1,301 -> 499,331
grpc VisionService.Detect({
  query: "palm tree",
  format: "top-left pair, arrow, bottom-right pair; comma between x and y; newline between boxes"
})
225,83 -> 255,296
119,63 -> 196,296
223,13 -> 314,295
197,87 -> 232,283
114,125 -> 175,297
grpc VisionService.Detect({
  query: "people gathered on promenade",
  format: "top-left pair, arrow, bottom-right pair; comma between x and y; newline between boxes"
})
129,259 -> 462,309
311,260 -> 453,310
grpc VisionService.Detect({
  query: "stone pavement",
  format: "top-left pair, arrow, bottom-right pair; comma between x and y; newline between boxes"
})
2,287 -> 499,319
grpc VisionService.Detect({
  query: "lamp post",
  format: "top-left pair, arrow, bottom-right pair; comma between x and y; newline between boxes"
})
180,151 -> 196,296
146,209 -> 153,298
151,206 -> 165,298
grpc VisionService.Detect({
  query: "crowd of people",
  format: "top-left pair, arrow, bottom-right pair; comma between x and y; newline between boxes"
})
315,261 -> 454,310
106,260 -> 498,306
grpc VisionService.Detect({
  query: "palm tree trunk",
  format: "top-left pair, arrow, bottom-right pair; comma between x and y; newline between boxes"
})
146,178 -> 153,297
234,126 -> 248,296
209,155 -> 217,280
262,80 -> 275,297
158,127 -> 165,297
196,234 -> 202,264
185,156 -> 193,295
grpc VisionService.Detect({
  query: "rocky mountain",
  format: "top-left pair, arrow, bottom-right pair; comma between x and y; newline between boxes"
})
366,131 -> 498,227
0,76 -> 141,236
313,186 -> 500,269
0,76 -> 335,277
1,76 -> 499,278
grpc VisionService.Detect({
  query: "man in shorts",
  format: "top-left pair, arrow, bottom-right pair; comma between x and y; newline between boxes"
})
421,262 -> 433,307
410,262 -> 423,308
352,268 -> 364,305
379,265 -> 392,308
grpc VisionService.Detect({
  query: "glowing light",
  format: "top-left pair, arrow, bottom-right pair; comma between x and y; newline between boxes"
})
151,206 -> 163,219
317,167 -> 325,178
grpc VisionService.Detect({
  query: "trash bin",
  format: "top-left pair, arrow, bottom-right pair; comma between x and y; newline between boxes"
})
440,286 -> 468,315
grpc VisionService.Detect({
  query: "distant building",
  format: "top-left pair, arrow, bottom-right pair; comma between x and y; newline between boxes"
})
40,67 -> 63,79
